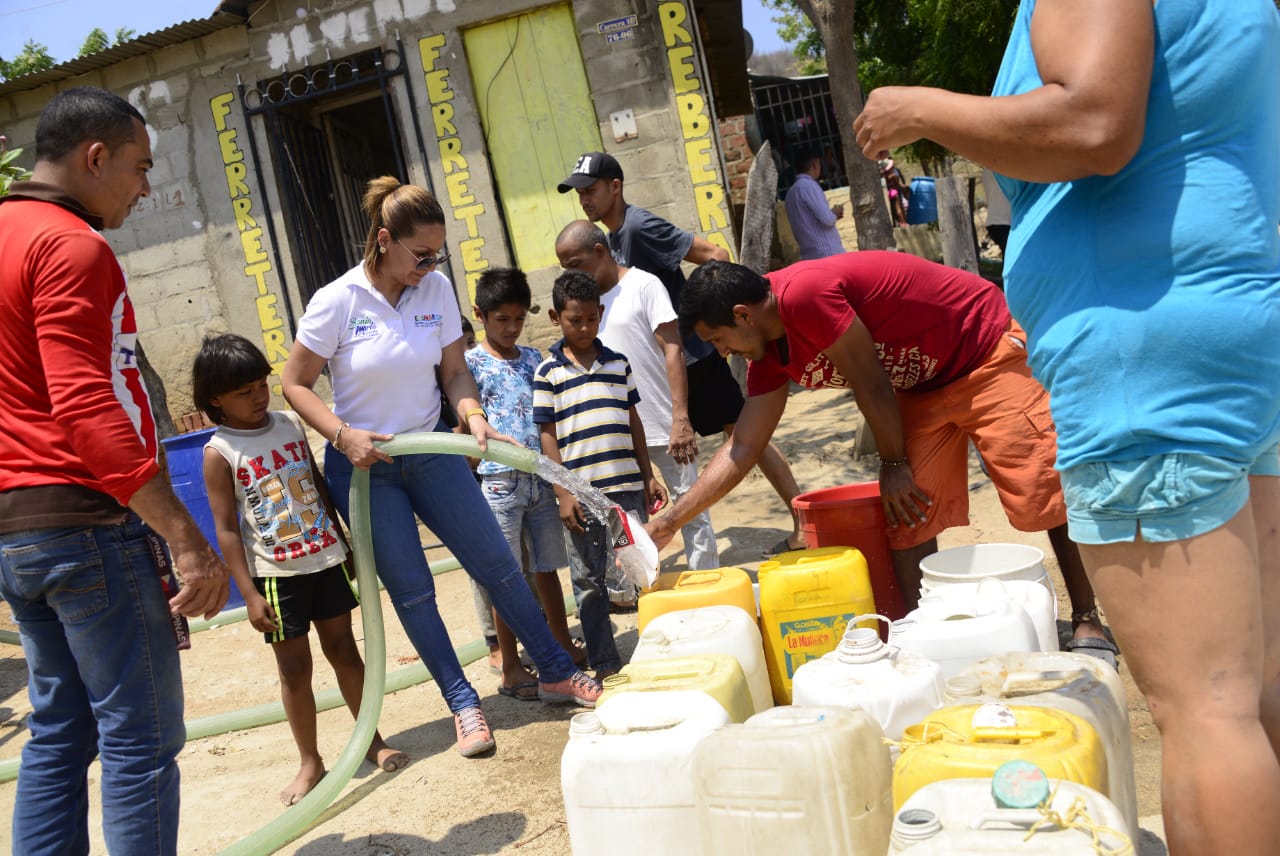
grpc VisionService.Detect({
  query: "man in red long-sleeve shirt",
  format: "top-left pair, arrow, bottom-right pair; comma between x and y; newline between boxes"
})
0,86 -> 229,855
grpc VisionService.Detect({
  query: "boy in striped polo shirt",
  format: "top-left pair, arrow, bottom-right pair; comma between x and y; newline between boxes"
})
535,271 -> 666,678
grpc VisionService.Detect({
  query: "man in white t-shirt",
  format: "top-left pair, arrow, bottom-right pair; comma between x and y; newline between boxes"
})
555,220 -> 719,569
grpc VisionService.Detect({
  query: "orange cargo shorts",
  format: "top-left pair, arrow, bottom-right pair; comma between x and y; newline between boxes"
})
888,319 -> 1067,550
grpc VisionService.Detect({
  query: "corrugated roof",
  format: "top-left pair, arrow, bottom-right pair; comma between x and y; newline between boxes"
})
0,6 -> 248,98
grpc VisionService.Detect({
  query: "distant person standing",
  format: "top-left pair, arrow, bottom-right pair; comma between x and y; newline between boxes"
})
981,168 -> 1011,257
785,148 -> 845,260
558,151 -> 806,556
0,86 -> 230,854
879,158 -> 912,227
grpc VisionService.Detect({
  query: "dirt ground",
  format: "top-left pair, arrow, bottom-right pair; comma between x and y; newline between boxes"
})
0,387 -> 1165,854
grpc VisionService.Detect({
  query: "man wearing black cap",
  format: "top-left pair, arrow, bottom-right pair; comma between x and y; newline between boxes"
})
558,152 -> 805,556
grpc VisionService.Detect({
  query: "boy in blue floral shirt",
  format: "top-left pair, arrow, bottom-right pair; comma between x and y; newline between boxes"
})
465,268 -> 586,700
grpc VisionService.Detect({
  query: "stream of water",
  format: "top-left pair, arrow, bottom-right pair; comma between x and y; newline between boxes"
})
533,454 -> 615,525
532,453 -> 659,589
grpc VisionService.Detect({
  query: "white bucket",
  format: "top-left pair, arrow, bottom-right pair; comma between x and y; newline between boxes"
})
631,605 -> 773,714
918,544 -> 1056,613
889,777 -> 1131,854
561,690 -> 730,856
694,705 -> 893,855
952,651 -> 1140,842
888,591 -> 1039,678
791,615 -> 944,740
920,578 -> 1059,653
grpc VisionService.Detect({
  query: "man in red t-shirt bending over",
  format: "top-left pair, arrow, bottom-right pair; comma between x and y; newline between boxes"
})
643,253 -> 1115,662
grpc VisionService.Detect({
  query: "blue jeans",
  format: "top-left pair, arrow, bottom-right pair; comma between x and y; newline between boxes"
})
325,439 -> 577,712
0,515 -> 184,856
472,470 -> 567,639
564,490 -> 647,673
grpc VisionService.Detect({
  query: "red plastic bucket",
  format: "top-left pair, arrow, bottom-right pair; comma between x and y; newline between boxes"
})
792,482 -> 906,620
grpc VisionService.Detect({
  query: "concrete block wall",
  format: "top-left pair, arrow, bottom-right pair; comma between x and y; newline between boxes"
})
1,0 -> 733,421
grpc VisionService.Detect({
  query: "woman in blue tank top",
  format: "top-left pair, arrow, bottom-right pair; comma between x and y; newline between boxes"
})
854,3 -> 1280,852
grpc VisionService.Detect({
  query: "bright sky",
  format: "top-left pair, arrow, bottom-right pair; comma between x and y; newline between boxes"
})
1,0 -> 222,66
740,0 -> 788,56
1,0 -> 787,68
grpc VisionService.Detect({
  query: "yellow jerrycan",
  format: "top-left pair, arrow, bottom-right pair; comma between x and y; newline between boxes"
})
892,703 -> 1108,810
758,547 -> 876,704
637,567 -> 755,632
598,653 -> 754,723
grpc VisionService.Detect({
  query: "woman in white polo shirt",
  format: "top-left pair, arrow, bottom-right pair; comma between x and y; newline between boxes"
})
282,177 -> 601,757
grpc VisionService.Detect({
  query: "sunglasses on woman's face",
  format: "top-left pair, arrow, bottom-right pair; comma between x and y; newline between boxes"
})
395,237 -> 450,270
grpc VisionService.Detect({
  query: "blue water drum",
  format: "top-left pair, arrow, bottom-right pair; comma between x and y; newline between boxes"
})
906,177 -> 937,225
161,427 -> 245,611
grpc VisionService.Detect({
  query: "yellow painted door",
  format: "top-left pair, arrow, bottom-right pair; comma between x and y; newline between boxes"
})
463,4 -> 603,271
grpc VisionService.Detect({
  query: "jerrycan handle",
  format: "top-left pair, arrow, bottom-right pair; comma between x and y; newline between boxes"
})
1000,669 -> 1086,698
674,570 -> 723,589
969,809 -> 1050,830
973,727 -> 1055,743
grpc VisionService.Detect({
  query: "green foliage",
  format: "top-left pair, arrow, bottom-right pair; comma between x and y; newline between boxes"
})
1,137 -> 33,198
78,28 -> 111,58
78,26 -> 136,59
0,39 -> 56,82
762,0 -> 827,74
760,0 -> 1017,173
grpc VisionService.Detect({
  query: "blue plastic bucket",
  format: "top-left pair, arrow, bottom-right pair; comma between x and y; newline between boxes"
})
906,177 -> 937,225
161,427 -> 244,611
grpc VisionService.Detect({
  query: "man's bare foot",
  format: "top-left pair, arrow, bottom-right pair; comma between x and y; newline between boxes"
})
280,759 -> 326,806
366,738 -> 409,772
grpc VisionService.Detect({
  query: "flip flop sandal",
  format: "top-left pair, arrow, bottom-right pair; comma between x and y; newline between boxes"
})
497,679 -> 540,702
1064,636 -> 1121,672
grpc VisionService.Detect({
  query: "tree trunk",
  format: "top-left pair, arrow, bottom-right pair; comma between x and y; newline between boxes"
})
136,339 -> 177,440
936,176 -> 979,273
793,0 -> 896,251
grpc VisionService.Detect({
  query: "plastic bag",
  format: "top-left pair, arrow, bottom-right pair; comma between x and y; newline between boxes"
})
608,506 -> 659,590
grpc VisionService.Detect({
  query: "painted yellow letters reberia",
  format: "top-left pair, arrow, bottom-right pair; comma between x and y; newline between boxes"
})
658,0 -> 735,259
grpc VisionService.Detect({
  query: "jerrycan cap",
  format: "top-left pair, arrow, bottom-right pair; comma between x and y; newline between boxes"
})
944,674 -> 984,701
892,808 -> 942,842
602,673 -> 631,690
837,614 -> 893,663
569,712 -> 604,737
991,759 -> 1051,809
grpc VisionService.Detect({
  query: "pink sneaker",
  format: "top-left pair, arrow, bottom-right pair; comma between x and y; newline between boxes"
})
539,670 -> 603,707
453,706 -> 495,757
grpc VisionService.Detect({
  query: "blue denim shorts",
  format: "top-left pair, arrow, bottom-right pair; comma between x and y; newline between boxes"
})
1060,444 -> 1280,544
480,470 -> 567,572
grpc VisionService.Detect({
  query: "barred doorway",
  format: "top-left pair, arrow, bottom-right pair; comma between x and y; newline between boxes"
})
240,45 -> 427,307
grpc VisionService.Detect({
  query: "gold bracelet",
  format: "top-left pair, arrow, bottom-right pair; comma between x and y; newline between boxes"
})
464,406 -> 486,421
332,422 -> 351,452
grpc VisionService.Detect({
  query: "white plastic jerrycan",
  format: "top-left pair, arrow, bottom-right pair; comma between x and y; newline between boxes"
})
693,705 -> 893,856
630,605 -> 772,714
790,615 -> 944,741
888,587 -> 1039,678
889,761 -> 1132,854
951,650 -> 1139,842
561,690 -> 730,856
920,577 -> 1059,653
